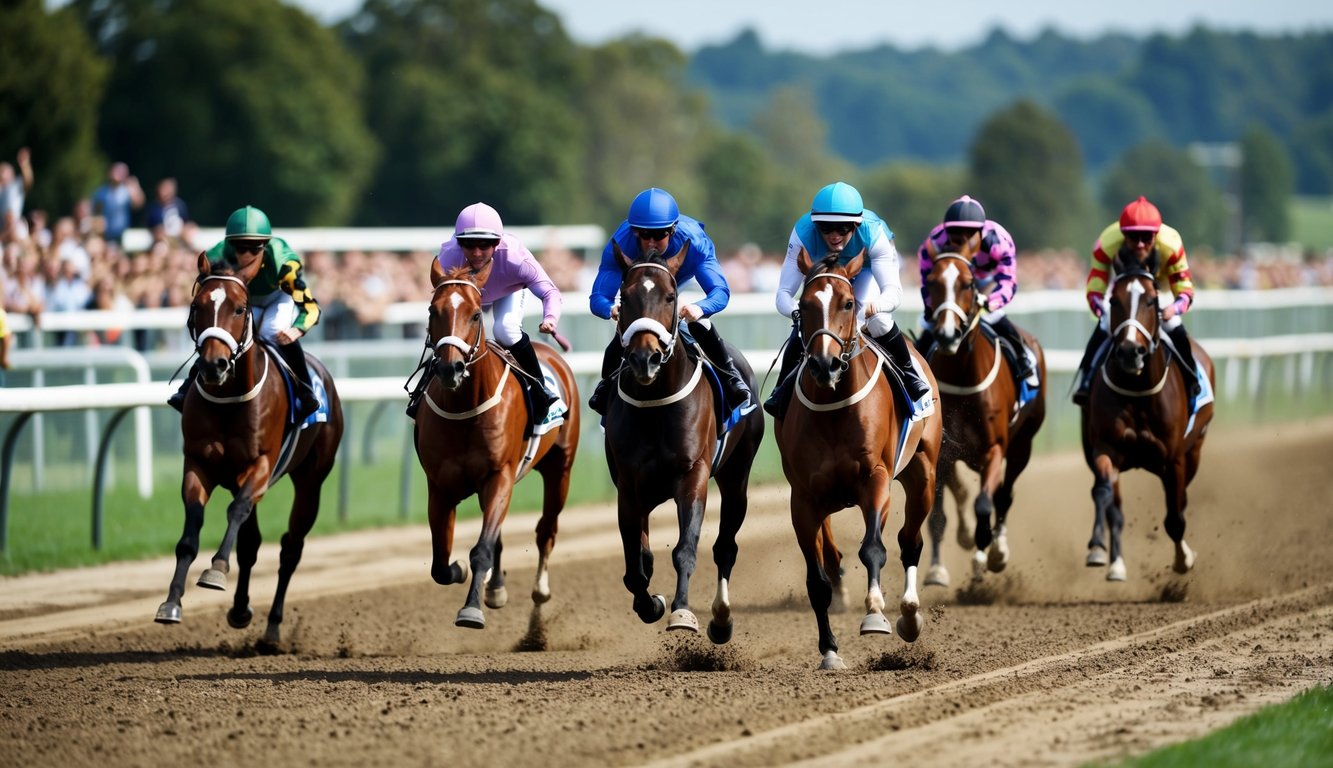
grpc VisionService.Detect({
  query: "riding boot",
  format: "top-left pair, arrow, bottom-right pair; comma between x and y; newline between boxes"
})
990,315 -> 1034,381
277,340 -> 320,420
508,333 -> 557,416
167,360 -> 201,413
587,337 -> 623,416
405,359 -> 434,420
1167,324 -> 1203,398
762,327 -> 803,420
872,325 -> 934,419
1072,325 -> 1109,406
688,320 -> 752,409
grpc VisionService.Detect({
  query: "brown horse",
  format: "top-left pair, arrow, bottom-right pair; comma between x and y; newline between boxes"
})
414,260 -> 580,628
1082,266 -> 1214,581
774,249 -> 942,670
604,242 -> 764,643
921,249 -> 1047,587
155,253 -> 344,649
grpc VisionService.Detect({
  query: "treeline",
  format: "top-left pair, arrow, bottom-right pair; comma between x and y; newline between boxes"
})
2,0 -> 1324,254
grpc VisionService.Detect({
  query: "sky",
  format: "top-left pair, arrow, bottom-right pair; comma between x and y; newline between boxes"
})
288,0 -> 1333,53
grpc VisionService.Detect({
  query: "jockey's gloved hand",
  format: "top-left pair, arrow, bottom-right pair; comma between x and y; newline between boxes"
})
978,292 -> 989,310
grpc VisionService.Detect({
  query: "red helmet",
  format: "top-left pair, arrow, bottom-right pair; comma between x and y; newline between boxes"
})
1119,196 -> 1162,232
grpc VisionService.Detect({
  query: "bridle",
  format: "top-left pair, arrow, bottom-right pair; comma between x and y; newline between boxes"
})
618,261 -> 682,363
799,268 -> 864,367
192,274 -> 256,368
426,279 -> 490,371
929,253 -> 983,342
1109,269 -> 1160,357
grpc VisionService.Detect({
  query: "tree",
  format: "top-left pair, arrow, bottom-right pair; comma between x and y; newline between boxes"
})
857,163 -> 966,253
1239,126 -> 1294,242
967,100 -> 1093,250
0,0 -> 107,216
1101,141 -> 1227,250
1291,112 -> 1333,195
1053,78 -> 1161,170
73,0 -> 377,226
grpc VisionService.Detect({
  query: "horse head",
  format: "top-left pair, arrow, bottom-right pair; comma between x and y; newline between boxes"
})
427,258 -> 493,389
615,240 -> 688,386
1107,267 -> 1161,376
796,246 -> 865,389
925,238 -> 983,355
190,251 -> 259,387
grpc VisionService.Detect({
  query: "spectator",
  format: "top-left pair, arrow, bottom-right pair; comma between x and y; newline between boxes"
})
91,161 -> 144,251
145,177 -> 194,247
3,244 -> 46,318
27,209 -> 51,252
0,302 -> 10,386
0,147 -> 34,244
49,255 -> 92,346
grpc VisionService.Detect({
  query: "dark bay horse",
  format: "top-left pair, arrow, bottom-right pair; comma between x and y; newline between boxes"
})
155,253 -> 344,649
774,249 -> 942,670
414,261 -> 580,629
604,242 -> 763,643
921,249 -> 1047,587
1082,267 -> 1214,581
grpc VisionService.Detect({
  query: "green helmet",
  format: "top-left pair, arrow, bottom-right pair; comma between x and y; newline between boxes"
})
224,206 -> 272,239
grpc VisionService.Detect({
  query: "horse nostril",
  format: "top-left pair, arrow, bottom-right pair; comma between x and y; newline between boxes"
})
649,352 -> 663,368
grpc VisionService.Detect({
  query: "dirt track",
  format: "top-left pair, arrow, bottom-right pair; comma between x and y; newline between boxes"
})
2,418 -> 1332,767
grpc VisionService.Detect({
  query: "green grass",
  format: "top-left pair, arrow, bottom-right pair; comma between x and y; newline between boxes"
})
1291,196 -> 1333,250
1094,684 -> 1333,767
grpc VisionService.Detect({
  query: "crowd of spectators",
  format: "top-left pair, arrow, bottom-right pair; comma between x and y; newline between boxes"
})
4,149 -> 1333,357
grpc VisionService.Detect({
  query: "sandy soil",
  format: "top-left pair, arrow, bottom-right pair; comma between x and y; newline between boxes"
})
2,418 -> 1331,767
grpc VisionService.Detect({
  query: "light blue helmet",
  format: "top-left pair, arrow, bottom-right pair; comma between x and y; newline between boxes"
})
627,188 -> 680,229
810,182 -> 864,223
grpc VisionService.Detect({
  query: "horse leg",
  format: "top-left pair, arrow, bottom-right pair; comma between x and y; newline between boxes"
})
792,498 -> 841,670
984,442 -> 1018,574
1086,457 -> 1111,569
949,469 -> 974,549
484,534 -> 508,609
456,473 -> 515,629
1163,459 -> 1195,573
895,453 -> 935,643
262,460 -> 329,646
155,465 -> 213,624
227,510 -> 260,630
1091,456 -> 1127,581
427,482 -> 467,586
822,518 -> 848,613
199,485 -> 261,591
618,493 -> 666,625
707,471 -> 751,644
857,467 -> 894,637
530,448 -> 573,605
666,469 -> 711,634
925,464 -> 950,588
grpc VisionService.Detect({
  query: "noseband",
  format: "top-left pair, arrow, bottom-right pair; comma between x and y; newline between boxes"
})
427,279 -> 489,370
800,270 -> 862,366
619,261 -> 681,362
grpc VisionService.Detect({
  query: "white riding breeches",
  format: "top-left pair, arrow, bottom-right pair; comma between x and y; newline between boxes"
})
251,290 -> 298,344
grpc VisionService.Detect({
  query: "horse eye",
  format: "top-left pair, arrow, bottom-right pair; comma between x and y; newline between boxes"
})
472,312 -> 482,322
234,305 -> 245,316
843,300 -> 854,311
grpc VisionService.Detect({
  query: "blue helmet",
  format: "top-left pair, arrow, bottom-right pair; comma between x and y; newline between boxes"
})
810,182 -> 863,223
627,188 -> 680,229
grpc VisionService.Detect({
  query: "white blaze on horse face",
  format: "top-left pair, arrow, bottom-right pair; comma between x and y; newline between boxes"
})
815,282 -> 835,356
448,293 -> 466,311
1126,280 -> 1146,343
941,262 -> 962,334
208,286 -> 228,326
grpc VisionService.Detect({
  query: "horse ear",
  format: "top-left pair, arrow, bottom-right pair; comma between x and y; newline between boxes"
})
613,241 -> 632,271
796,246 -> 813,275
430,257 -> 446,288
197,251 -> 211,277
843,248 -> 866,279
666,239 -> 689,275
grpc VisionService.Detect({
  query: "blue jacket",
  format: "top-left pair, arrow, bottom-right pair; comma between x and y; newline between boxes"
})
589,214 -> 730,320
792,210 -> 894,264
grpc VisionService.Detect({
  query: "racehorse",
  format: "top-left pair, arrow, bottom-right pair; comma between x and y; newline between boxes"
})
155,252 -> 344,649
774,249 -> 942,670
1081,265 -> 1214,581
604,242 -> 764,643
414,260 -> 580,628
920,248 -> 1047,587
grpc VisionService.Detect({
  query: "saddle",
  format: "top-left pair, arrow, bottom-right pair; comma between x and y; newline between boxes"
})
490,341 -> 566,437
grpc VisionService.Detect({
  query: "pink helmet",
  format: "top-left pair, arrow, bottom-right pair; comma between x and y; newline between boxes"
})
454,202 -> 504,241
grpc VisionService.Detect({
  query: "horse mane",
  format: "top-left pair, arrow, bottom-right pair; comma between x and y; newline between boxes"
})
440,264 -> 475,283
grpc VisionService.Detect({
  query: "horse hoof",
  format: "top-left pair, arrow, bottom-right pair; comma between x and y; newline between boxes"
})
455,606 -> 486,629
667,609 -> 700,633
154,602 -> 181,624
988,544 -> 1010,573
924,565 -> 950,588
896,612 -> 925,643
226,605 -> 253,629
453,559 -> 471,585
647,594 -> 667,623
484,585 -> 509,610
1174,542 -> 1196,574
707,620 -> 733,645
531,587 -> 552,605
859,612 -> 892,636
1086,546 -> 1109,568
1107,557 -> 1127,582
818,651 -> 846,671
196,568 -> 227,591
971,550 -> 988,582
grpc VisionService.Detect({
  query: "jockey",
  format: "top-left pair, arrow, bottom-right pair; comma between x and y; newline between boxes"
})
586,187 -> 752,416
916,195 -> 1034,381
406,202 -> 561,420
168,205 -> 321,419
765,181 -> 933,420
1073,195 -> 1201,405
